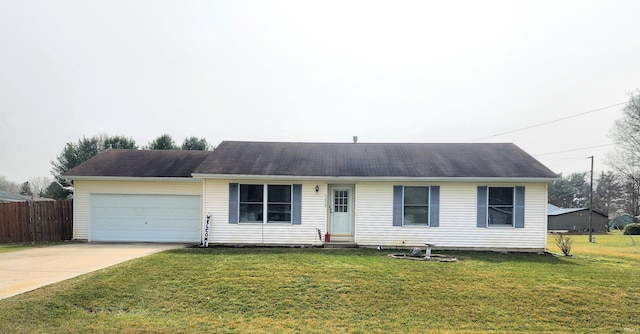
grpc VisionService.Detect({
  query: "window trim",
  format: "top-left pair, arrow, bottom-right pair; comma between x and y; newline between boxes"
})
487,186 -> 515,227
266,184 -> 292,224
239,184 -> 265,224
236,184 -> 295,224
477,185 -> 525,229
393,185 -> 440,227
402,186 -> 431,226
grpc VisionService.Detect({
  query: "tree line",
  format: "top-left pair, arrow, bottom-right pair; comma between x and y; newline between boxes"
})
548,171 -> 628,215
549,89 -> 640,219
4,90 -> 640,216
0,134 -> 212,200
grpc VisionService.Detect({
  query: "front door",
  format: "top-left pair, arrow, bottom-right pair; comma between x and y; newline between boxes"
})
329,185 -> 354,240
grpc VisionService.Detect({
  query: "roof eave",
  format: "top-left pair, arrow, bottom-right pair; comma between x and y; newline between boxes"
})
62,175 -> 201,182
191,173 -> 557,183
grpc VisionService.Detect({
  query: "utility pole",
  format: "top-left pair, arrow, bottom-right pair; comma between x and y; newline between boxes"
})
588,156 -> 594,243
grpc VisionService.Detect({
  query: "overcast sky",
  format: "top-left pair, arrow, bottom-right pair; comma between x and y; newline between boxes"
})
1,0 -> 639,183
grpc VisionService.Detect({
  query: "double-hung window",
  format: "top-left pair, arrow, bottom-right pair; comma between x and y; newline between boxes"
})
230,183 -> 301,224
266,185 -> 292,223
393,185 -> 440,227
239,184 -> 264,223
477,186 -> 525,228
488,187 -> 514,226
403,186 -> 430,226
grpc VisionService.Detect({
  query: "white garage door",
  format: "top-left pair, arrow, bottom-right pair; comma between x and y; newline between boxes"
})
91,194 -> 201,242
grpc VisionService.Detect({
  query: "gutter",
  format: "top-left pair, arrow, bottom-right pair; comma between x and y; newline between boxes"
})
191,173 -> 558,183
61,176 -> 202,183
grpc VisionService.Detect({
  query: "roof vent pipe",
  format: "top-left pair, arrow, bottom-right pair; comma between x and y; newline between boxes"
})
353,136 -> 358,144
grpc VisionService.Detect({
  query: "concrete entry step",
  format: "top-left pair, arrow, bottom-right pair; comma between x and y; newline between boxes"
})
323,242 -> 358,249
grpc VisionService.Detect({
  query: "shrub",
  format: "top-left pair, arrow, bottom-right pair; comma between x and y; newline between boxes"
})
555,234 -> 572,256
623,223 -> 640,235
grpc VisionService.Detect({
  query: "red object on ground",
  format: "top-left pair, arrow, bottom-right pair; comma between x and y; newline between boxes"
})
324,232 -> 331,243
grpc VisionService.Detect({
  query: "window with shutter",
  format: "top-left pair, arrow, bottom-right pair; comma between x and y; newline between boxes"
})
477,186 -> 525,228
230,184 -> 301,225
393,185 -> 440,227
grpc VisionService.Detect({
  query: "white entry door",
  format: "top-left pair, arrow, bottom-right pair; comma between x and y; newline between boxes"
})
329,185 -> 354,239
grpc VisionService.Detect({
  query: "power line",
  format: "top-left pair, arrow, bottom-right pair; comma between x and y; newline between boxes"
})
542,157 -> 594,160
533,143 -> 614,157
542,157 -> 595,170
469,101 -> 627,142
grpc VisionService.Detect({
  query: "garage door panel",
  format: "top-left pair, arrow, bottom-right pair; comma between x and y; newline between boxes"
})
91,194 -> 201,243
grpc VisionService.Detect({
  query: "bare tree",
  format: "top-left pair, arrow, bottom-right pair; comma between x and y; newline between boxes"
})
622,175 -> 640,216
607,90 -> 640,216
28,176 -> 53,197
0,175 -> 20,194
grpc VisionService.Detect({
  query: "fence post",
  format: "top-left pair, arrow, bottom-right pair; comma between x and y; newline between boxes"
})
27,201 -> 33,242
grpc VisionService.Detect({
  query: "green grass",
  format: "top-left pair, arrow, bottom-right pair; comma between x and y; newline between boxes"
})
0,241 -> 63,253
550,232 -> 640,260
1,236 -> 639,333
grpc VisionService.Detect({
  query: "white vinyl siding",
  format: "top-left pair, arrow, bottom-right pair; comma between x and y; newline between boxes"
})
204,180 -> 548,251
204,180 -> 326,245
356,182 -> 548,251
72,177 -> 548,250
73,180 -> 202,240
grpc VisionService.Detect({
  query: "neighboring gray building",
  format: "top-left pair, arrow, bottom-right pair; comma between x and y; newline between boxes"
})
0,190 -> 32,203
547,204 -> 608,232
609,213 -> 636,230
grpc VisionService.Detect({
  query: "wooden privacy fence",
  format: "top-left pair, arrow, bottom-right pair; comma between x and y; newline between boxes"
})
0,200 -> 73,243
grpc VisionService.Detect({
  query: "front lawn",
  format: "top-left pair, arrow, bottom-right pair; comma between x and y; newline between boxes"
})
1,235 -> 639,333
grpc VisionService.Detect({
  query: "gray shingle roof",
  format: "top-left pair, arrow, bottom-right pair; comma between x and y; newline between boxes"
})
194,141 -> 557,178
63,149 -> 213,178
62,142 -> 557,179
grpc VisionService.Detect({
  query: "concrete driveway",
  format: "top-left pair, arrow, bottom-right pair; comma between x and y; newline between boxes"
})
0,243 -> 185,300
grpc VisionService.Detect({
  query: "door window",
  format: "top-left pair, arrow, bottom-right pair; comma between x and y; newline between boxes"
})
334,190 -> 348,213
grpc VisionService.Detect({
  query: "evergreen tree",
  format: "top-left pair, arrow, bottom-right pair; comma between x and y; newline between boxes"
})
147,134 -> 177,150
19,181 -> 33,197
43,181 -> 69,200
181,136 -> 210,150
548,172 -> 589,208
101,135 -> 137,150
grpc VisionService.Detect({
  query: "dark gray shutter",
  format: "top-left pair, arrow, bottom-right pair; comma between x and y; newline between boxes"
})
292,184 -> 302,225
393,186 -> 403,226
514,186 -> 525,228
477,186 -> 488,228
429,186 -> 440,227
228,183 -> 239,224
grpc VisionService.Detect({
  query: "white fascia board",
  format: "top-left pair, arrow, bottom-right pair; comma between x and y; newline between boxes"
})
191,173 -> 556,183
62,176 -> 202,183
